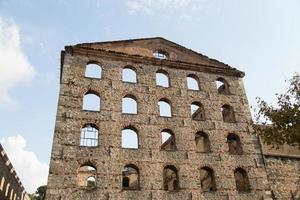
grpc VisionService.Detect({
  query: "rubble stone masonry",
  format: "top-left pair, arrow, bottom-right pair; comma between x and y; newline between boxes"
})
0,143 -> 30,200
46,38 -> 299,200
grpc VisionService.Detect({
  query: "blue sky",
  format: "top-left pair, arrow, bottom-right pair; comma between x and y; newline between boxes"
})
0,0 -> 299,193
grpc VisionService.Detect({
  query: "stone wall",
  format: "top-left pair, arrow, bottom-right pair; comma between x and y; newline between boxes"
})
46,38 -> 273,200
264,156 -> 300,200
260,139 -> 300,200
0,143 -> 30,200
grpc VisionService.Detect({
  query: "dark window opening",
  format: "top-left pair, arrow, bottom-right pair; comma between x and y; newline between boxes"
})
122,165 -> 139,190
163,165 -> 179,191
234,168 -> 250,192
221,104 -> 236,122
122,177 -> 130,188
227,133 -> 243,155
195,132 -> 210,153
200,167 -> 216,192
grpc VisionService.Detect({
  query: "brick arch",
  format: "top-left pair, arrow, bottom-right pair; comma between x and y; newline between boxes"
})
87,60 -> 103,66
81,88 -> 101,98
123,65 -> 137,71
77,160 -> 98,170
79,119 -> 99,129
122,125 -> 139,133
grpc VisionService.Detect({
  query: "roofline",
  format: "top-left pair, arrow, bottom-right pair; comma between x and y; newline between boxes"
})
60,45 -> 245,83
73,37 -> 240,71
75,37 -> 165,46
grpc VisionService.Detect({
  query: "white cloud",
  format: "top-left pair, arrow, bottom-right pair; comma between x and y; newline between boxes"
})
0,135 -> 49,193
126,0 -> 206,16
0,17 -> 36,109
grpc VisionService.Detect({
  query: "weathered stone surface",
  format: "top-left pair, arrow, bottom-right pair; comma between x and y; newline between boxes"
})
260,141 -> 300,200
0,144 -> 30,200
46,38 -> 299,200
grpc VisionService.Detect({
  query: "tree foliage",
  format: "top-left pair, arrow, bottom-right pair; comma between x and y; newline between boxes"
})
254,74 -> 300,147
30,185 -> 47,200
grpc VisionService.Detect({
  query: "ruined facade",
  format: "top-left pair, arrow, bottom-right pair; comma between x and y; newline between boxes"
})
46,37 -> 298,200
260,139 -> 300,199
0,143 -> 30,200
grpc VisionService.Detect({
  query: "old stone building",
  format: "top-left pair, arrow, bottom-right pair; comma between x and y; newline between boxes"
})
0,143 -> 30,200
259,138 -> 300,199
46,37 -> 299,200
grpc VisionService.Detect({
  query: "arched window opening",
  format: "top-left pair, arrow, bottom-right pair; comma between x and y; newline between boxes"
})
161,129 -> 176,151
163,165 -> 179,191
87,176 -> 96,188
187,75 -> 200,90
0,177 -> 4,191
80,124 -> 99,147
5,183 -> 9,196
153,50 -> 168,60
158,99 -> 172,117
216,78 -> 230,94
122,95 -> 137,114
9,189 -> 13,200
77,164 -> 97,188
191,102 -> 205,121
122,165 -> 139,190
200,167 -> 216,192
122,127 -> 138,149
122,67 -> 137,83
221,104 -> 235,122
227,133 -> 243,155
156,70 -> 169,87
85,63 -> 102,79
195,132 -> 210,153
234,168 -> 250,192
83,92 -> 100,111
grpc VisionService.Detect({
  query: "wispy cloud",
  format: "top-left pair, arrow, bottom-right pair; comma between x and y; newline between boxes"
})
0,135 -> 49,193
126,0 -> 213,19
0,17 -> 36,109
